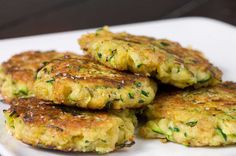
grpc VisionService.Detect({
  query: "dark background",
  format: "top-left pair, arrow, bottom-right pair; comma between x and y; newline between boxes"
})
0,0 -> 235,39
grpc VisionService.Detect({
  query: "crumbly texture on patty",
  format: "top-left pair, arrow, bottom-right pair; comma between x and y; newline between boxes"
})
79,26 -> 222,88
4,98 -> 136,154
0,51 -> 77,102
140,82 -> 236,146
33,55 -> 157,109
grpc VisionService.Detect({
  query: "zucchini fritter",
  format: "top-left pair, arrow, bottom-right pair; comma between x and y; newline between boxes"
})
79,27 -> 222,88
4,98 -> 136,154
34,55 -> 157,109
140,82 -> 236,146
0,51 -> 76,102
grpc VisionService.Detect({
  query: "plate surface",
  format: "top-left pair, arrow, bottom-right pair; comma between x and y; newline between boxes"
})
0,17 -> 236,156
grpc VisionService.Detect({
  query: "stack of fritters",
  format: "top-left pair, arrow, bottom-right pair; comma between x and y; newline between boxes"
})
1,50 -> 156,153
78,27 -> 236,147
1,26 -> 236,154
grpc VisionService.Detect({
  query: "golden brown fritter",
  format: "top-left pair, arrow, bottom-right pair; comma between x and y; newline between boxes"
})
79,27 -> 222,88
4,97 -> 136,154
34,55 -> 157,109
0,51 -> 77,102
140,82 -> 236,146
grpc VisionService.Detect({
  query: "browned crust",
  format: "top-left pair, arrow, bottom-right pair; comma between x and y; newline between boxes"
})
149,82 -> 236,119
8,98 -> 115,129
2,50 -> 77,83
43,56 -> 148,87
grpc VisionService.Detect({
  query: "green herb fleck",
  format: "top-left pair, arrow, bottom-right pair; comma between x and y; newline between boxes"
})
198,74 -> 211,83
135,81 -> 142,87
42,61 -> 49,66
137,63 -> 143,68
18,90 -> 28,96
14,88 -> 28,96
169,127 -> 180,132
138,99 -> 144,103
105,101 -> 113,109
184,132 -> 188,137
120,95 -> 124,102
152,129 -> 165,135
160,42 -> 169,47
97,52 -> 102,58
141,90 -> 149,97
108,49 -> 117,61
128,93 -> 134,99
216,127 -> 227,141
186,121 -> 198,127
85,140 -> 89,143
46,77 -> 55,84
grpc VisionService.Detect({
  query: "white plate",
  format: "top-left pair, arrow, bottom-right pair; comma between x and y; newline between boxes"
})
0,17 -> 236,156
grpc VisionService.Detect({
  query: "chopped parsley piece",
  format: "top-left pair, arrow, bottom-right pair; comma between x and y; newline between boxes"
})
184,132 -> 188,137
197,74 -> 211,83
120,95 -> 124,102
160,42 -> 169,47
186,121 -> 198,127
18,90 -> 28,96
138,99 -> 144,103
14,88 -> 28,96
97,52 -> 102,58
135,81 -> 142,87
216,127 -> 227,141
169,127 -> 180,132
137,63 -> 143,68
128,93 -> 134,99
42,61 -> 49,66
152,129 -> 164,135
141,90 -> 149,97
46,77 -> 55,84
108,49 -> 117,61
105,101 -> 113,109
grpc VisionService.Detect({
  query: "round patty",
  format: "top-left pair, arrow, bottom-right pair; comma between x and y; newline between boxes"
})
79,27 -> 222,88
33,55 -> 157,109
140,82 -> 236,146
4,98 -> 136,154
0,51 -> 77,102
